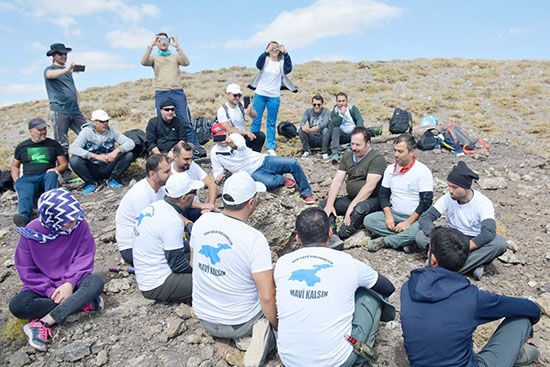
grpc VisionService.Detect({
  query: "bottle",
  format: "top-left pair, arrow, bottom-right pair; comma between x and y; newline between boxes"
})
344,334 -> 378,362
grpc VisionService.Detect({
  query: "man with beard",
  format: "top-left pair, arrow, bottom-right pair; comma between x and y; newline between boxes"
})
115,154 -> 171,265
171,141 -> 217,221
299,94 -> 330,159
416,161 -> 508,280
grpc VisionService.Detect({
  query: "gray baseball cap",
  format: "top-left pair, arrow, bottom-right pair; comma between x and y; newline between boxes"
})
28,118 -> 47,130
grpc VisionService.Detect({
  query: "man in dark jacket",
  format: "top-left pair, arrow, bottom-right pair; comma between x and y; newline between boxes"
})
401,226 -> 541,367
146,99 -> 194,155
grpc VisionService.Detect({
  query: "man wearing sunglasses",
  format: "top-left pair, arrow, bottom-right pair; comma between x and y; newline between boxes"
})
299,94 -> 330,160
146,100 -> 194,156
216,84 -> 265,152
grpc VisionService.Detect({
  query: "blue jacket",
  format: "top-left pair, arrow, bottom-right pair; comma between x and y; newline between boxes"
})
400,267 -> 540,367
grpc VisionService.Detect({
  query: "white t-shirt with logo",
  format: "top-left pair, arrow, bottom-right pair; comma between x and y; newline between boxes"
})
216,103 -> 247,131
255,57 -> 282,97
115,179 -> 166,251
210,133 -> 264,178
381,160 -> 433,216
433,190 -> 495,237
275,247 -> 378,367
133,200 -> 185,291
190,212 -> 272,324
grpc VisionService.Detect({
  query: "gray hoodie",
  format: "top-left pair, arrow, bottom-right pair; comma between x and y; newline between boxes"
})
69,123 -> 135,162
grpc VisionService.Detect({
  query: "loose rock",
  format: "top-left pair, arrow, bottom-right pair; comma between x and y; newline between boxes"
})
107,278 -> 131,293
344,231 -> 369,250
479,177 -> 507,190
166,317 -> 186,339
9,350 -> 30,367
56,340 -> 94,362
95,350 -> 109,366
175,304 -> 194,320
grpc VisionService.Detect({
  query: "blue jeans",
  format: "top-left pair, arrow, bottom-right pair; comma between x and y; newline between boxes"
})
251,93 -> 280,150
155,89 -> 199,147
252,156 -> 312,197
15,172 -> 58,222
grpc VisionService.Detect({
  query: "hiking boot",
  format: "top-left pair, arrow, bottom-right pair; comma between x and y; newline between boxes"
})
302,196 -> 317,205
515,343 -> 539,366
81,295 -> 104,314
283,177 -> 296,188
329,234 -> 344,251
403,245 -> 413,254
331,152 -> 340,164
106,178 -> 123,190
473,266 -> 484,281
13,214 -> 29,228
301,151 -> 311,158
244,318 -> 272,367
234,336 -> 251,351
266,149 -> 277,156
367,237 -> 385,252
82,183 -> 98,195
23,320 -> 52,352
322,153 -> 330,161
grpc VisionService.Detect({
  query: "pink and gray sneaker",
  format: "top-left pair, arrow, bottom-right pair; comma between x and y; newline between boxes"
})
23,320 -> 52,352
81,295 -> 104,314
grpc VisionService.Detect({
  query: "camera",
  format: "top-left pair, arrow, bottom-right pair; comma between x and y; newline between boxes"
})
159,37 -> 170,45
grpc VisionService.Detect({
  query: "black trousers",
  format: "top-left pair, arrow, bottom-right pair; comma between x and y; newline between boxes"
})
70,152 -> 134,185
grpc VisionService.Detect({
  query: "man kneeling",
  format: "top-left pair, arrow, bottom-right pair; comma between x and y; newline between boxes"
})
275,207 -> 396,367
401,226 -> 541,367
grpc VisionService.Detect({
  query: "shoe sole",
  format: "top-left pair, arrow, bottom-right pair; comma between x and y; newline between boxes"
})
303,200 -> 317,205
244,319 -> 270,367
23,324 -> 47,352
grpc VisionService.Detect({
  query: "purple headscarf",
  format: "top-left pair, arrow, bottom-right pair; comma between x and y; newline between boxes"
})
15,188 -> 84,243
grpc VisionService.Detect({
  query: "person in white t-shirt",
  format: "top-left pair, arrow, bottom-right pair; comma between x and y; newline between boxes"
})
133,173 -> 204,303
115,154 -> 171,265
416,161 -> 508,280
248,41 -> 297,156
209,123 -> 316,204
190,171 -> 276,367
364,134 -> 434,254
275,207 -> 396,367
171,141 -> 217,221
217,83 -> 265,152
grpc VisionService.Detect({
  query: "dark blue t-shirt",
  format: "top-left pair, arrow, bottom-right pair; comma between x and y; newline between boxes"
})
43,65 -> 80,114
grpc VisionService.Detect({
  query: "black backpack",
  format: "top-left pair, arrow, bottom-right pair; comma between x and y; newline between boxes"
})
277,121 -> 298,139
417,128 -> 441,151
195,117 -> 214,145
123,129 -> 147,159
0,169 -> 14,193
389,108 -> 413,134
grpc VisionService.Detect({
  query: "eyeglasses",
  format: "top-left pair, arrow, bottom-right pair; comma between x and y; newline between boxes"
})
337,100 -> 346,103
97,120 -> 109,124
232,94 -> 242,98
162,108 -> 176,112
312,103 -> 322,107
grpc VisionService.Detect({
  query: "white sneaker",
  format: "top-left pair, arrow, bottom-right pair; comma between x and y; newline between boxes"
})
244,318 -> 272,367
322,153 -> 330,160
301,151 -> 311,158
266,149 -> 277,156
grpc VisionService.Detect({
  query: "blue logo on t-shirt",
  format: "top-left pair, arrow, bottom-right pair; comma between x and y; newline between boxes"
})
136,212 -> 153,226
199,243 -> 231,265
289,264 -> 333,286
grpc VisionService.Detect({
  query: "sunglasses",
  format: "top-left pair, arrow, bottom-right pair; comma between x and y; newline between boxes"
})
312,103 -> 322,107
162,107 -> 176,112
232,94 -> 242,98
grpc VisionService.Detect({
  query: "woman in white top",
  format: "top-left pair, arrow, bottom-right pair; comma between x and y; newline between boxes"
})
248,41 -> 297,156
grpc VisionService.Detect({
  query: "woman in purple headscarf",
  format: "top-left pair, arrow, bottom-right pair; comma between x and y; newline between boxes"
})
9,188 -> 104,352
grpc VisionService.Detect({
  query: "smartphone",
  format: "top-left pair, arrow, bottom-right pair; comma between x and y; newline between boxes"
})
73,65 -> 85,72
243,96 -> 251,108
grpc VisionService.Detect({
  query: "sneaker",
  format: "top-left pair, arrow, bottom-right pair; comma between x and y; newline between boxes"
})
473,266 -> 484,281
403,245 -> 413,254
329,234 -> 344,251
81,295 -> 104,313
367,237 -> 386,252
283,177 -> 296,188
13,214 -> 29,228
302,196 -> 317,205
82,183 -> 98,195
61,170 -> 73,183
234,336 -> 251,351
331,152 -> 340,164
244,318 -> 272,367
23,320 -> 52,352
106,178 -> 123,190
515,343 -> 539,366
322,153 -> 330,161
301,151 -> 311,158
266,149 -> 277,156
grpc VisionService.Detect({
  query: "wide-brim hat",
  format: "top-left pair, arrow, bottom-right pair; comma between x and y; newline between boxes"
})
46,43 -> 72,57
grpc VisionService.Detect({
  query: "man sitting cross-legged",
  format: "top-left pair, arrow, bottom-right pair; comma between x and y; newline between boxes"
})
401,226 -> 541,367
299,94 -> 331,159
364,133 -> 433,254
275,207 -> 396,367
190,171 -> 276,367
210,123 -> 316,204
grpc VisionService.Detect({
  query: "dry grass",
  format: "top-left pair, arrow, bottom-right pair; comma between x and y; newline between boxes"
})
0,317 -> 26,342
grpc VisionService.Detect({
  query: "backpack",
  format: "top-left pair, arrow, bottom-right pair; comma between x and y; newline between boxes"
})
0,169 -> 14,193
220,103 -> 245,127
440,123 -> 490,155
389,108 -> 413,134
277,121 -> 298,139
195,117 -> 214,145
417,128 -> 441,151
123,129 -> 147,159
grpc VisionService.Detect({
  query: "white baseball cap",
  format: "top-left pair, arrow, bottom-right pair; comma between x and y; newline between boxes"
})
91,109 -> 110,122
223,171 -> 266,205
226,83 -> 242,95
165,173 -> 204,198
